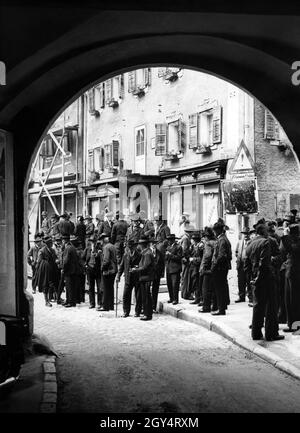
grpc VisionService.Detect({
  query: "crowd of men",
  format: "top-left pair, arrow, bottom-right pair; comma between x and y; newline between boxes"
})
27,208 -> 300,336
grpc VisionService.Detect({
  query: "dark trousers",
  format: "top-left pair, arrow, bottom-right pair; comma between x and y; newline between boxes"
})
285,275 -> 300,329
65,274 -> 77,306
76,274 -> 86,303
212,269 -> 229,313
278,270 -> 287,323
57,271 -> 65,301
252,277 -> 279,340
151,278 -> 161,311
167,272 -> 181,303
202,273 -> 213,311
140,281 -> 153,318
123,278 -> 142,315
237,265 -> 246,300
190,272 -> 203,303
87,269 -> 102,307
115,241 -> 125,265
102,274 -> 115,310
31,264 -> 37,292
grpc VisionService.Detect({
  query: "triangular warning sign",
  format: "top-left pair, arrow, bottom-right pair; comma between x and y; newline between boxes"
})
229,140 -> 255,173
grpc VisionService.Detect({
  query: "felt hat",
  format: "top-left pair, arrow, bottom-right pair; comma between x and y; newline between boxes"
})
43,235 -> 52,243
34,235 -> 43,242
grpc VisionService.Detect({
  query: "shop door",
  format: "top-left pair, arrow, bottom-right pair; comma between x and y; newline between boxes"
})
203,193 -> 219,227
169,189 -> 181,236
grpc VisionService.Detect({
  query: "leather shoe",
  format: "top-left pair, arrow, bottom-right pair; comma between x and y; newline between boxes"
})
266,335 -> 285,341
89,305 -> 95,309
283,327 -> 293,332
64,304 -> 75,308
235,298 -> 245,303
199,308 -> 211,313
140,316 -> 152,321
252,334 -> 263,340
190,300 -> 199,305
98,308 -> 109,312
211,310 -> 226,316
248,303 -> 253,307
172,301 -> 178,305
121,313 -> 129,318
167,300 -> 173,303
134,313 -> 140,317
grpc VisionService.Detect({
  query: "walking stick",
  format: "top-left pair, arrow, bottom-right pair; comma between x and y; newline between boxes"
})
115,279 -> 119,318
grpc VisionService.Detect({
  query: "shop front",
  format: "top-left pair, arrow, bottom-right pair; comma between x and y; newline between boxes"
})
160,160 -> 228,236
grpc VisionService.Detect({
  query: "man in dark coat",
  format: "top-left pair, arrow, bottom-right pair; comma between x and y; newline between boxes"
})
58,213 -> 73,237
84,215 -> 95,247
126,214 -> 143,244
199,227 -> 216,313
98,232 -> 117,311
111,211 -> 129,265
280,224 -> 300,332
189,232 -> 204,305
52,235 -> 65,304
74,215 -> 86,249
34,235 -> 58,307
131,235 -> 154,321
67,212 -> 75,235
244,224 -> 284,341
83,236 -> 102,309
165,234 -> 182,305
71,235 -> 86,304
116,239 -> 141,317
149,237 -> 165,313
139,210 -> 155,238
211,221 -> 232,315
62,234 -> 80,307
154,216 -> 171,255
95,212 -> 105,239
27,234 -> 43,294
101,212 -> 114,238
235,228 -> 253,303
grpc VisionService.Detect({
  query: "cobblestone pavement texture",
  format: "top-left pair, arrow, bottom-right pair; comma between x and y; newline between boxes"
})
33,287 -> 300,413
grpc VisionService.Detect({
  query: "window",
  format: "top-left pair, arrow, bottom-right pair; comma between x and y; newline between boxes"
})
264,110 -> 280,140
88,149 -> 94,172
189,105 -> 222,150
98,83 -> 105,109
135,126 -> 145,157
88,88 -> 96,114
167,119 -> 186,154
155,124 -> 167,155
40,137 -> 55,157
128,69 -> 151,94
104,141 -> 119,168
93,147 -> 104,172
105,75 -> 124,106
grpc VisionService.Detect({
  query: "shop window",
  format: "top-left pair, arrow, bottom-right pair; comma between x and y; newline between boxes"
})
135,126 -> 145,157
264,110 -> 280,140
128,69 -> 151,96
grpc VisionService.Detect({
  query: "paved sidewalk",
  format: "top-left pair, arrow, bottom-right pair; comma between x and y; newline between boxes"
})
158,292 -> 300,380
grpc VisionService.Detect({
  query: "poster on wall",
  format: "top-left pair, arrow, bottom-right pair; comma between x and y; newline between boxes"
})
222,179 -> 258,214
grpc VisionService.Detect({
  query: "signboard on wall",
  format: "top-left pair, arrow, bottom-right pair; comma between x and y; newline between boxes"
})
222,179 -> 258,214
228,140 -> 255,180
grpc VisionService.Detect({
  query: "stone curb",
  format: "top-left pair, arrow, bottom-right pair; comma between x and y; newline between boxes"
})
159,301 -> 300,382
40,356 -> 58,413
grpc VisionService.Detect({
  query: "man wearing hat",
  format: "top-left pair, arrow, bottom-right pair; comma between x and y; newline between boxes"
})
126,213 -> 143,245
74,215 -> 86,249
41,210 -> 50,236
244,224 -> 284,341
111,211 -> 129,265
189,231 -> 205,306
52,235 -> 65,304
83,235 -> 102,309
71,235 -> 86,304
199,227 -> 217,313
98,232 -> 117,311
34,235 -> 58,307
116,239 -> 141,317
130,235 -> 155,320
27,234 -> 43,294
149,237 -> 165,313
95,212 -> 105,238
165,234 -> 183,305
180,227 -> 193,300
102,211 -> 114,238
235,227 -> 253,304
49,214 -> 60,240
84,215 -> 95,246
139,210 -> 155,238
62,234 -> 80,307
210,221 -> 232,315
58,213 -> 73,237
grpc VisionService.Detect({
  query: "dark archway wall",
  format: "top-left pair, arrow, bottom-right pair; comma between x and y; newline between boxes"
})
1,2 -> 300,323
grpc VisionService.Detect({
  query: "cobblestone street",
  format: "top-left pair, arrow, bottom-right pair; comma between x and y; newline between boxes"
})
33,285 -> 300,413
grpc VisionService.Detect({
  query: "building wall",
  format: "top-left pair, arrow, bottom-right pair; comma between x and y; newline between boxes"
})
254,100 -> 300,220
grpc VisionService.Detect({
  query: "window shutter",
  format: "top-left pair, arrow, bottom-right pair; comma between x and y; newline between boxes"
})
99,83 -> 105,108
155,123 -> 167,156
128,71 -> 136,93
212,105 -> 222,144
104,144 -> 112,167
264,110 -> 279,140
188,114 -> 198,148
178,119 -> 186,151
144,68 -> 151,86
88,88 -> 96,113
105,79 -> 113,102
158,67 -> 166,78
112,140 -> 119,166
88,149 -> 94,171
99,147 -> 104,171
118,75 -> 124,99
